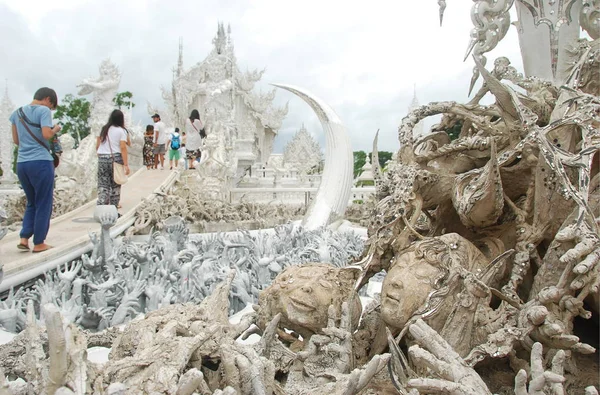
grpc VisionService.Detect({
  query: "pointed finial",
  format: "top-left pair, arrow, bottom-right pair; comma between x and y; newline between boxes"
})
438,0 -> 447,26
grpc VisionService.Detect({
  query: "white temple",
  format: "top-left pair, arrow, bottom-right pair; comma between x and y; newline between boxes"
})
161,24 -> 288,181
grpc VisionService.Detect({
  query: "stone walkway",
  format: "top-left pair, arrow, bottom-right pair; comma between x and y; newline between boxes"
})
0,168 -> 178,288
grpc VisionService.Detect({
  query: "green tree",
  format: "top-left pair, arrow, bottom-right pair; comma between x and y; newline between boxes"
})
54,94 -> 91,147
353,151 -> 366,178
368,151 -> 393,169
113,91 -> 135,109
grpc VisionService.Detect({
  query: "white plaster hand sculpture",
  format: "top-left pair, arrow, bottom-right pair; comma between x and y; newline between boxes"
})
110,280 -> 144,326
55,293 -> 82,325
0,287 -> 26,332
144,274 -> 170,312
77,304 -> 114,330
57,261 -> 83,296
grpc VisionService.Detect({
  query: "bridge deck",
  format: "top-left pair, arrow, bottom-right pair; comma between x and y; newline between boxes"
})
0,168 -> 177,286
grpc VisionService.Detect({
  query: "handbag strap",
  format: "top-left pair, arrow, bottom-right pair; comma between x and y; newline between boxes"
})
190,119 -> 200,132
18,107 -> 52,153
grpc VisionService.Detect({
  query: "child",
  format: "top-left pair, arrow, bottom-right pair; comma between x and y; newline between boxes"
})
167,127 -> 182,170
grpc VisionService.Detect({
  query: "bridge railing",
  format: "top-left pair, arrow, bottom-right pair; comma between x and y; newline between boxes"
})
229,186 -> 376,206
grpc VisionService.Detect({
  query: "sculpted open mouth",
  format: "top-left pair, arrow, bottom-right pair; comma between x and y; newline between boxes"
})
289,296 -> 316,311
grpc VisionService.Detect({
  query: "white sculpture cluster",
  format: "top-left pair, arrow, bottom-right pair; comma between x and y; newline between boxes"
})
0,86 -> 16,183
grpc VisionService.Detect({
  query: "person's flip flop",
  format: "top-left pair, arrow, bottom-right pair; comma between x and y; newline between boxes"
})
32,246 -> 53,253
17,243 -> 30,251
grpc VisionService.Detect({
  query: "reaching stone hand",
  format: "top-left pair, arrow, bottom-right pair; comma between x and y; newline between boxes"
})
57,261 -> 83,286
555,222 -> 600,292
513,342 -> 566,395
0,287 -> 26,332
404,319 -> 492,395
288,302 -> 389,395
110,282 -> 144,326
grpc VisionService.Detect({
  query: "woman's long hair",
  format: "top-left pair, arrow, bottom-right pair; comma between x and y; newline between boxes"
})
100,110 -> 125,142
189,109 -> 200,122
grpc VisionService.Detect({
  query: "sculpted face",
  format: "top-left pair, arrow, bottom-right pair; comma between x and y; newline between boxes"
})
380,233 -> 488,331
258,263 -> 361,338
380,250 -> 442,330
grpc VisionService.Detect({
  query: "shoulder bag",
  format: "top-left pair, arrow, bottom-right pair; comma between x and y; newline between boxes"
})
17,107 -> 60,167
106,133 -> 128,185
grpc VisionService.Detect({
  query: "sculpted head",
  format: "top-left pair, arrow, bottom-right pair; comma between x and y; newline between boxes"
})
258,263 -> 362,338
99,59 -> 120,80
380,233 -> 487,331
60,134 -> 75,152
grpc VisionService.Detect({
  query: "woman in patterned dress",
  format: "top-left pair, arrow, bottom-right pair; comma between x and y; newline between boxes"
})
96,110 -> 130,209
143,124 -> 155,169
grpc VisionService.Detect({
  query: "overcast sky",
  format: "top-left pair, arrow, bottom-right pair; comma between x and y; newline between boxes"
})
0,0 -> 524,153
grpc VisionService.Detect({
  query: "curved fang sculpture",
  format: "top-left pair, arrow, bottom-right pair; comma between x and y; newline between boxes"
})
272,84 -> 353,230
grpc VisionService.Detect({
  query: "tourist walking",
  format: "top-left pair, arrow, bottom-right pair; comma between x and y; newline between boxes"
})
143,124 -> 155,170
151,113 -> 167,169
167,127 -> 182,170
185,109 -> 204,169
10,87 -> 61,253
96,109 -> 130,210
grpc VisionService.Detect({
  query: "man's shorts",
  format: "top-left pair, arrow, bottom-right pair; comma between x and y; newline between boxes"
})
153,144 -> 166,155
186,149 -> 201,160
169,149 -> 181,160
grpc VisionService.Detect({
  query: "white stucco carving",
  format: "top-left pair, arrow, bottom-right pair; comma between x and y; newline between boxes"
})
462,0 -> 594,87
272,84 -> 353,230
0,87 -> 16,182
282,124 -> 323,176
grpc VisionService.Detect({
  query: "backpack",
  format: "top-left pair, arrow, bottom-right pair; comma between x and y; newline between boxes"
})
170,134 -> 181,150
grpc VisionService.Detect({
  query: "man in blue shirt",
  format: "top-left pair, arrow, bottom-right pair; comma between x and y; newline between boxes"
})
10,87 -> 62,253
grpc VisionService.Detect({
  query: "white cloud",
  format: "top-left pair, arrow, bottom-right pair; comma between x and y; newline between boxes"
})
0,0 -> 525,153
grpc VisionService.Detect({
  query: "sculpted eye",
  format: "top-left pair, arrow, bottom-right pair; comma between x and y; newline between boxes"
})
414,264 -> 437,279
318,279 -> 333,289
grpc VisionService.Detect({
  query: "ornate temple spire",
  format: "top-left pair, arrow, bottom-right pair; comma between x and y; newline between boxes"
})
213,22 -> 227,54
176,37 -> 184,78
408,84 -> 424,137
0,83 -> 16,181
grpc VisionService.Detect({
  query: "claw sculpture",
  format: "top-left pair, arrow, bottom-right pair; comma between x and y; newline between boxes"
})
452,139 -> 504,228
